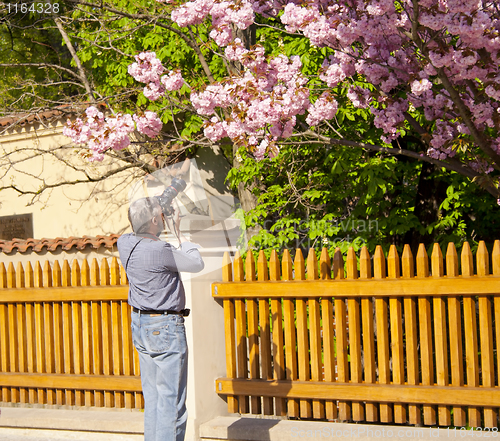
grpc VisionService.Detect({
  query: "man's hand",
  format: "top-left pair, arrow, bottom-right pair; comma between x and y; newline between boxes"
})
165,206 -> 188,243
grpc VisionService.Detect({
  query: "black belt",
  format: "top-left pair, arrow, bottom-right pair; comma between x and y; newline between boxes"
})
132,307 -> 190,317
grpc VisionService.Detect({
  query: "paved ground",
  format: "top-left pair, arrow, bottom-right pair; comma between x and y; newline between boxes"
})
0,427 -> 143,441
0,406 -> 144,441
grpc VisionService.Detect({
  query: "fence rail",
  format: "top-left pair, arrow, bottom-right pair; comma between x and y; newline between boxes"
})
0,257 -> 143,409
212,241 -> 500,428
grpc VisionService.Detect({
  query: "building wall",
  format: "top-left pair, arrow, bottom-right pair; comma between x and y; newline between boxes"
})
0,117 -> 235,240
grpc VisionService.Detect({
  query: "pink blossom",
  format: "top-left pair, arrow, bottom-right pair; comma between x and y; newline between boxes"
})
133,112 -> 163,138
469,158 -> 494,174
64,110 -> 135,155
143,81 -> 166,101
210,26 -> 233,47
320,55 -> 355,88
68,0 -> 500,177
411,79 -> 433,96
429,121 -> 456,154
254,139 -> 269,161
128,52 -> 165,84
63,118 -> 92,144
281,3 -> 320,33
204,117 -> 227,141
171,0 -> 213,26
306,93 -> 338,126
485,85 -> 500,102
372,100 -> 408,142
225,39 -> 248,61
161,70 -> 185,91
347,87 -> 371,109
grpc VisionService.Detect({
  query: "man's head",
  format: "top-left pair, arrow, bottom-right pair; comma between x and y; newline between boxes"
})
128,197 -> 164,235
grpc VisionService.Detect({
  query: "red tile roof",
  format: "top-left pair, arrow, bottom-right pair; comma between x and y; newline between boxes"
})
0,103 -> 107,129
0,109 -> 66,128
0,235 -> 120,254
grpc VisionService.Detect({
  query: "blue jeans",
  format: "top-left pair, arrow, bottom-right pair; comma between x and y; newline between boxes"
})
131,311 -> 188,441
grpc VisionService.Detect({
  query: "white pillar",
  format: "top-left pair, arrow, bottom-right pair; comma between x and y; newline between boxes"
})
173,227 -> 240,441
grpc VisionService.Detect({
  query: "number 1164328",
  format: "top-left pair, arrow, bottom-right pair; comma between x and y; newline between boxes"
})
7,3 -> 60,14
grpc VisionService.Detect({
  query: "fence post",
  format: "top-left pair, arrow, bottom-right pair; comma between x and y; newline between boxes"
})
72,260 -> 84,407
477,241 -> 496,427
0,263 -> 9,403
333,248 -> 350,422
244,250 -> 259,413
62,260 -> 74,406
388,245 -> 405,424
269,250 -> 285,416
16,262 -> 28,404
258,251 -> 273,415
52,261 -> 64,405
307,249 -> 324,419
234,252 -> 249,414
282,249 -> 299,417
374,246 -> 391,423
360,246 -> 377,422
7,263 -> 19,403
320,245 -> 336,421
416,244 -> 436,425
295,249 -> 311,419
461,242 -> 480,427
431,243 -> 450,426
493,241 -> 500,422
347,247 -> 363,422
222,251 -> 238,413
81,259 -> 94,407
445,243 -> 465,426
43,261 -> 55,405
25,262 -> 36,404
401,245 -> 419,425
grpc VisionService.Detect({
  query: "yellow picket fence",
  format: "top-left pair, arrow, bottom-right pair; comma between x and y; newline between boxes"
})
213,241 -> 500,428
0,257 -> 143,409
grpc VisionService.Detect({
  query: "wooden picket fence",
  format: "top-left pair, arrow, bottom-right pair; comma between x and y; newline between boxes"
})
0,257 -> 143,409
213,241 -> 500,428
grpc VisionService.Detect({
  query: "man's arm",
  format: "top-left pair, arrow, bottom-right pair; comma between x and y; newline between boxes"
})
169,242 -> 204,272
164,206 -> 204,272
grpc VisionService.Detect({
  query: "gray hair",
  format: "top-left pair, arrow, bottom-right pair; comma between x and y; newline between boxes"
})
128,197 -> 162,233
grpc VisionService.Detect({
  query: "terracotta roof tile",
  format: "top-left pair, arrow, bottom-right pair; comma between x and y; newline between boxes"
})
0,104 -> 107,129
0,235 -> 120,254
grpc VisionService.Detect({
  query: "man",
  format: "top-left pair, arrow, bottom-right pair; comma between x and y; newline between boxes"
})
117,197 -> 204,441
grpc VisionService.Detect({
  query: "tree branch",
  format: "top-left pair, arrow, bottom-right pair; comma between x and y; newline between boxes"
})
66,0 -> 216,83
0,163 -> 139,196
0,63 -> 83,80
54,17 -> 96,103
436,68 -> 500,165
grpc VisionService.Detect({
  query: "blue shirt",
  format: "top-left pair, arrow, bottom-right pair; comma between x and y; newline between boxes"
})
117,233 -> 204,311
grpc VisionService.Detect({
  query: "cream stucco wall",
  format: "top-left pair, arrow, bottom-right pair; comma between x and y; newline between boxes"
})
0,118 -> 136,238
0,117 -> 235,240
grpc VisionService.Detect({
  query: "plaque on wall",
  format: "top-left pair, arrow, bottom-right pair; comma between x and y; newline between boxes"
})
0,213 -> 34,241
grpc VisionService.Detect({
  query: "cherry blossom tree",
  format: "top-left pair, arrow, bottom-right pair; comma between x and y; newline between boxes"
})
2,0 -> 500,249
63,0 -> 500,202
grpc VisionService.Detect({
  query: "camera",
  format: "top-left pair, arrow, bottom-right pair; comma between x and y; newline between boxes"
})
156,178 -> 187,216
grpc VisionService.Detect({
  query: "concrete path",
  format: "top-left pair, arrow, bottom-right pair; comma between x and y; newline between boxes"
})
0,427 -> 143,440
0,406 -> 144,440
200,416 -> 491,441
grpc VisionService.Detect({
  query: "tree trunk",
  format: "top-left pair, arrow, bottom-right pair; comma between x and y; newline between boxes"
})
403,162 -> 447,251
233,144 -> 260,240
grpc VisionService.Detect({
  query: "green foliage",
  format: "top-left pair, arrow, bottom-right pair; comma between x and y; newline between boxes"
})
0,8 -> 79,112
230,140 -> 500,256
2,0 -> 499,258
